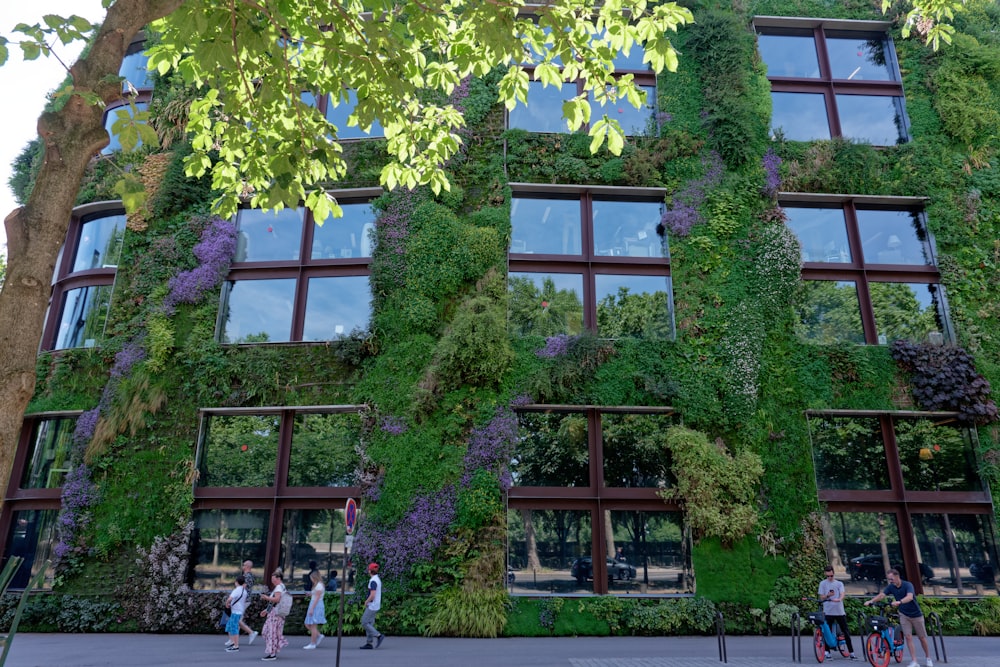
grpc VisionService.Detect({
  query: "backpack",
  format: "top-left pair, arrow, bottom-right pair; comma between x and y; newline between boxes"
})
274,589 -> 293,617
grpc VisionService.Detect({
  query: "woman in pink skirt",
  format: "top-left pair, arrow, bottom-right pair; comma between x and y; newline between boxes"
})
258,569 -> 290,661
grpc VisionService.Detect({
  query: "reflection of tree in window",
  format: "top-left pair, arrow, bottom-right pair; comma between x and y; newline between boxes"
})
597,287 -> 672,339
869,282 -> 940,343
511,412 -> 588,487
287,414 -> 360,487
808,417 -> 890,490
508,276 -> 583,337
601,414 -> 674,488
894,419 -> 978,492
795,281 -> 864,344
508,509 -> 590,572
200,415 -> 280,487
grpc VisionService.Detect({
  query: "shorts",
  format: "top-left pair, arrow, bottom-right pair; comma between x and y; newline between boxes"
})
226,612 -> 243,636
900,613 -> 927,638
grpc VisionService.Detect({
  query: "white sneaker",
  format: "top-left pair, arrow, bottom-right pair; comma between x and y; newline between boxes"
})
248,631 -> 258,646
926,660 -> 933,667
303,643 -> 316,650
907,661 -> 920,667
225,640 -> 234,647
316,634 -> 325,647
824,652 -> 831,660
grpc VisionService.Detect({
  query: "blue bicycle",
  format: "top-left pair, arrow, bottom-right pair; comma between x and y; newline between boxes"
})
863,602 -> 905,667
804,598 -> 850,662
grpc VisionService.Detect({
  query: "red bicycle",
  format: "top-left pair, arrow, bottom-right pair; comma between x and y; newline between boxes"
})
863,602 -> 905,667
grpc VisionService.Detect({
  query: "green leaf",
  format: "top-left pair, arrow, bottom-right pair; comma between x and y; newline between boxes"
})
113,175 -> 146,213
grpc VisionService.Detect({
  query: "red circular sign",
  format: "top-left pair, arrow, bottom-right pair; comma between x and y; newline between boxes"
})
345,498 -> 357,535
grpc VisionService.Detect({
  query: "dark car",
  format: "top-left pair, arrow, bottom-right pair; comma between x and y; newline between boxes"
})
571,556 -> 637,584
970,560 -> 994,583
849,555 -> 932,583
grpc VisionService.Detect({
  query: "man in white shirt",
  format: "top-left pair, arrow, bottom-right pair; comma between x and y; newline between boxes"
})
360,562 -> 385,650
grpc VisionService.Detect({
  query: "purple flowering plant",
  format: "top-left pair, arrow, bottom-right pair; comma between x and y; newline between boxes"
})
536,334 -> 576,359
659,151 -> 724,238
761,148 -> 782,200
162,216 -> 238,313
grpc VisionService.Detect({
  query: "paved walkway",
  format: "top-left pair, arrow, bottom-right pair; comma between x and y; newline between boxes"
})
5,633 -> 1000,667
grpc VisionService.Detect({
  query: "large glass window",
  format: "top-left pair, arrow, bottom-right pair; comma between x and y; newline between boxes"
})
235,208 -> 305,262
190,509 -> 270,590
220,279 -> 297,344
3,509 -> 57,590
595,275 -> 675,340
507,508 -> 592,594
808,415 -> 890,490
325,89 -> 384,140
912,513 -> 999,596
53,284 -> 113,349
508,272 -> 585,337
819,511 -> 903,596
784,206 -> 850,263
795,280 -> 865,344
870,281 -> 944,344
302,276 -> 371,341
511,411 -> 589,487
286,413 -> 360,487
20,418 -> 76,489
601,413 -> 675,488
279,509 -> 354,593
857,209 -> 932,266
756,20 -> 908,145
607,510 -> 692,594
101,102 -> 150,154
120,40 -> 152,92
197,414 -> 281,488
510,197 -> 582,255
895,419 -> 980,493
312,202 -> 377,259
73,213 -> 127,272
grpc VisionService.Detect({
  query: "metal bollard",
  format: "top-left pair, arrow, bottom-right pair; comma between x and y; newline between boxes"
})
790,611 -> 801,663
927,611 -> 948,663
716,611 -> 727,663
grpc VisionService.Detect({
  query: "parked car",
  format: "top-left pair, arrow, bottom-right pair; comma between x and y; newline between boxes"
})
969,560 -> 994,583
570,556 -> 637,584
849,555 -> 933,583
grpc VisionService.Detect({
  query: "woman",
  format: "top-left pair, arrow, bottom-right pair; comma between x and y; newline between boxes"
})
303,570 -> 327,649
259,569 -> 290,661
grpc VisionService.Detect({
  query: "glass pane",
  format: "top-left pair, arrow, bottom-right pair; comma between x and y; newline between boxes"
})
235,208 -> 304,262
870,282 -> 943,344
826,35 -> 897,81
312,201 -> 377,259
508,272 -> 584,337
510,196 -> 582,255
771,92 -> 830,141
602,413 -> 675,488
119,48 -> 152,91
220,279 -> 296,343
20,418 -> 76,489
758,34 -> 820,78
506,508 -> 592,593
912,513 -> 999,596
808,416 -> 890,490
287,413 -> 361,487
611,42 -> 649,71
326,89 -> 384,139
595,274 -> 675,340
101,102 -> 149,154
819,511 -> 902,596
509,81 -> 575,133
279,509 -> 354,593
857,209 -> 931,266
784,206 -> 851,263
198,414 -> 280,488
73,212 -> 127,272
608,510 -> 693,595
895,419 -> 980,492
591,84 -> 656,136
54,284 -> 113,350
511,411 -> 589,487
795,280 -> 865,344
836,94 -> 907,145
190,509 -> 269,590
4,509 -> 57,589
302,276 -> 370,341
593,200 -> 665,258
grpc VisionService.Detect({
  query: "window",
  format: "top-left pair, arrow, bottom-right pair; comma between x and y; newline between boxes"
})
52,284 -> 113,350
506,406 -> 692,595
325,90 -> 384,140
508,26 -> 657,136
20,418 -> 76,489
755,18 -> 909,145
2,509 -> 57,590
101,101 -> 150,155
783,196 -> 947,345
220,191 -> 380,344
279,509 -> 353,592
120,38 -> 152,92
190,509 -> 270,590
508,187 -> 674,339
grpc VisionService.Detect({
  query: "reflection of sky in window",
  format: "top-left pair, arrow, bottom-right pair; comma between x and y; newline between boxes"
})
836,95 -> 906,145
758,34 -> 820,78
770,92 -> 830,141
55,285 -> 111,349
326,90 -> 384,139
102,102 -> 149,154
119,49 -> 152,91
510,196 -> 582,255
595,274 -> 670,302
595,274 -> 675,339
857,209 -> 929,265
73,213 -> 127,272
509,81 -> 576,133
783,207 -> 850,263
590,84 -> 655,136
593,200 -> 665,257
312,202 -> 376,259
302,276 -> 371,340
826,36 -> 895,81
222,279 -> 296,343
235,208 -> 304,262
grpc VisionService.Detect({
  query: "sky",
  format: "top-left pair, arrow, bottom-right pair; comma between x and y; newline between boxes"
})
0,0 -> 107,257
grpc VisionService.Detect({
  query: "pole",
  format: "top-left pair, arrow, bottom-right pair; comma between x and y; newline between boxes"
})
335,538 -> 348,667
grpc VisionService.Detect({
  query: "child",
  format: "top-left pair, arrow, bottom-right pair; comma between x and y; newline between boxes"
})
303,570 -> 327,649
224,575 -> 248,652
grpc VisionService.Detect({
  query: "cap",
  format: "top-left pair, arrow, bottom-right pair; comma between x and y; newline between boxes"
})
368,562 -> 379,573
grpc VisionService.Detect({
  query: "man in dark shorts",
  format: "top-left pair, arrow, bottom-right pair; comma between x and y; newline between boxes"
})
864,568 -> 932,667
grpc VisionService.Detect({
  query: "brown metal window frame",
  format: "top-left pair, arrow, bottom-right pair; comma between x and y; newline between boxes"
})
508,184 -> 670,333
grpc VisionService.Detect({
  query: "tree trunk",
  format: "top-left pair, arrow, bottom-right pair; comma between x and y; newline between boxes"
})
520,509 -> 540,571
0,0 -> 186,508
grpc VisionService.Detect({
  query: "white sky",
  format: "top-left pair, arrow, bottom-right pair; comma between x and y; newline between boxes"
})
0,0 -> 107,257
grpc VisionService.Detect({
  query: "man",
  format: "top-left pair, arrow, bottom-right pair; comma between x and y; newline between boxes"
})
238,560 -> 259,645
360,562 -> 385,650
818,565 -> 857,661
865,568 -> 932,667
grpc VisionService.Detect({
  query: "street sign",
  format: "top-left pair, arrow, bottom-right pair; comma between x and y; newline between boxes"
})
345,497 -> 357,535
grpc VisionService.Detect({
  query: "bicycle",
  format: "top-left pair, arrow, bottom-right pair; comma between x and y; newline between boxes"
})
803,598 -> 851,662
863,602 -> 905,667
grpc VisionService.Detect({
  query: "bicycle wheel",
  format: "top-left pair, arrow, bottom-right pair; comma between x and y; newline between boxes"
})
892,644 -> 904,663
814,628 -> 826,663
865,632 -> 890,667
838,637 -> 851,658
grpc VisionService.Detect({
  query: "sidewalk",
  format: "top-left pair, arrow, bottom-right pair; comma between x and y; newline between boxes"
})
5,633 -> 1000,667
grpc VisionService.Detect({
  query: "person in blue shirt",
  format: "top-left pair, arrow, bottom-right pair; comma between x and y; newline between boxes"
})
864,568 -> 932,667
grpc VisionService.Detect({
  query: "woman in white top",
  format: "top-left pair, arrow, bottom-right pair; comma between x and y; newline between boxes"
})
303,570 -> 327,649
259,570 -> 290,661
